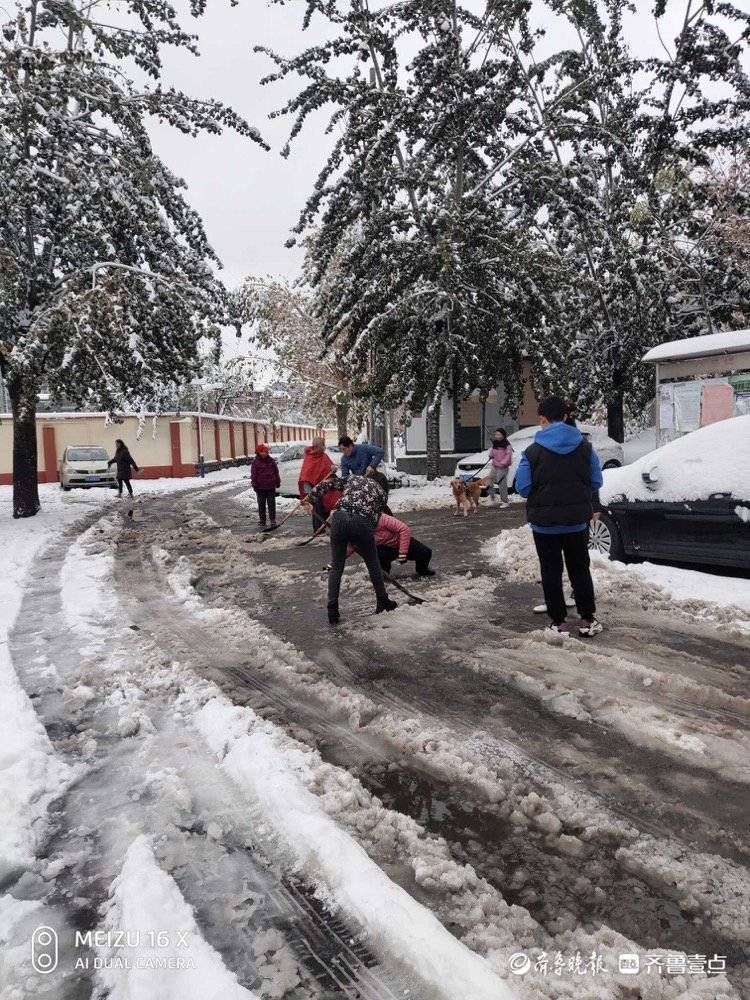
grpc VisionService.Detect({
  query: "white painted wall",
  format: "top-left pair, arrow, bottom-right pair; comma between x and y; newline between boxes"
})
404,395 -> 455,453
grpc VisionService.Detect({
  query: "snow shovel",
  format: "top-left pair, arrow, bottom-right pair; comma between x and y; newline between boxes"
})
380,569 -> 426,605
296,514 -> 330,546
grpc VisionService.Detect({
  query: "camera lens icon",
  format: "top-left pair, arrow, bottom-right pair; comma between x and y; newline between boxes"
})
31,926 -> 59,974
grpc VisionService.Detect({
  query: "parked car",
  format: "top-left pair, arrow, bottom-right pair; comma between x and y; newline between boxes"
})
454,424 -> 623,493
590,415 -> 750,570
59,446 -> 117,491
264,443 -> 289,458
276,443 -> 341,497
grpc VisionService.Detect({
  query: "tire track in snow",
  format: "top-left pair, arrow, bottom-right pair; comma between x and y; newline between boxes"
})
113,490 -> 750,992
5,514 -> 413,1000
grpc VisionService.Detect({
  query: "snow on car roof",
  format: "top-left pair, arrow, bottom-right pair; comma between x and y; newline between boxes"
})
600,415 -> 750,504
642,329 -> 750,364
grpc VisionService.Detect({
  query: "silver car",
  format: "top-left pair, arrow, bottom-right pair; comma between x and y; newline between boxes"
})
59,446 -> 117,491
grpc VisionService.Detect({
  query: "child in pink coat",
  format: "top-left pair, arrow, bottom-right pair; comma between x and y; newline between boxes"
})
487,428 -> 514,505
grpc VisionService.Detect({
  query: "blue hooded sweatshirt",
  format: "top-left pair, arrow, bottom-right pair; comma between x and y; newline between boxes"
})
515,422 -> 603,534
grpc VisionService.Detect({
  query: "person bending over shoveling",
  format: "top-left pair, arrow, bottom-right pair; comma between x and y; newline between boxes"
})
306,474 -> 397,625
351,512 -> 434,578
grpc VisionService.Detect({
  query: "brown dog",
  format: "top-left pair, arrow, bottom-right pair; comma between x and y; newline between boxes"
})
450,477 -> 483,517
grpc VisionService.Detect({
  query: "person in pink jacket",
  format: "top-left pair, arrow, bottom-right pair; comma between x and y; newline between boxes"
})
487,427 -> 514,505
347,512 -> 434,577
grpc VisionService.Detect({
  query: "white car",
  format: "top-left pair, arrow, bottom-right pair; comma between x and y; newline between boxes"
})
454,424 -> 623,492
275,443 -> 341,497
59,445 -> 117,491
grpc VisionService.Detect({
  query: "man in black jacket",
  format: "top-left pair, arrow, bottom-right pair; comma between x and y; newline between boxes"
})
515,396 -> 604,637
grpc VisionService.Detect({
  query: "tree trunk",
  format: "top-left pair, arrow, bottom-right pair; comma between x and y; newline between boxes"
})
606,389 -> 625,444
335,402 -> 348,439
10,375 -> 41,518
425,402 -> 441,481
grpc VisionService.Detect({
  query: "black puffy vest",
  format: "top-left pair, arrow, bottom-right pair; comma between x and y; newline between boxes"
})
525,439 -> 593,526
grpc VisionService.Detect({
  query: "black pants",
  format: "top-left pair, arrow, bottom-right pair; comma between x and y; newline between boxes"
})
377,538 -> 432,575
328,510 -> 388,607
533,528 -> 595,624
256,489 -> 277,524
310,497 -> 329,534
117,477 -> 133,497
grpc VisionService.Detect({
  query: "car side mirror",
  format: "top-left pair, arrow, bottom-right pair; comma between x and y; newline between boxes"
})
641,466 -> 660,491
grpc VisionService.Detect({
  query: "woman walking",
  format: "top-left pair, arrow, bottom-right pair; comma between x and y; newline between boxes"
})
108,439 -> 139,498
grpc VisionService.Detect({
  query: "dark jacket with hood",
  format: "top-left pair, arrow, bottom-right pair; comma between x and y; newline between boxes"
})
515,422 -> 603,534
108,446 -> 139,480
250,452 -> 281,491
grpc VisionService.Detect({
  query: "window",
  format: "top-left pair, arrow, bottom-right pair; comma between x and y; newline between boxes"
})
66,447 -> 109,462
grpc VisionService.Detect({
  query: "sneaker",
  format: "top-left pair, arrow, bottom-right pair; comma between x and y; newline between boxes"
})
578,618 -> 603,637
375,597 -> 398,614
270,521 -> 278,529
546,622 -> 570,634
533,597 -> 576,614
327,602 -> 340,625
416,568 -> 436,578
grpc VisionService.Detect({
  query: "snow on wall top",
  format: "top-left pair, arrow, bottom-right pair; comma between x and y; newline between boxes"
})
0,411 -> 323,428
600,414 -> 750,504
642,329 -> 750,364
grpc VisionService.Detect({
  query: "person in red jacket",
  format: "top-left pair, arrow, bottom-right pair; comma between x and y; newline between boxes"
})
347,512 -> 434,577
250,443 -> 281,529
298,437 -> 335,529
298,437 -> 334,496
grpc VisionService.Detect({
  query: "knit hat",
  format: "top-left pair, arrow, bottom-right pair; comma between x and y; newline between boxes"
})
256,443 -> 269,454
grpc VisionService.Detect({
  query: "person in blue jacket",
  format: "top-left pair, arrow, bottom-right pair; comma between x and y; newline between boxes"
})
515,395 -> 604,637
338,436 -> 384,479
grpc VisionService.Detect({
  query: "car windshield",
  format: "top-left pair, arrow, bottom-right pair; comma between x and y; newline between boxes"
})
67,447 -> 109,462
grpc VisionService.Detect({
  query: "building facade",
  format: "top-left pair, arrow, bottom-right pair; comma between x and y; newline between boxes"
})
399,362 -> 539,474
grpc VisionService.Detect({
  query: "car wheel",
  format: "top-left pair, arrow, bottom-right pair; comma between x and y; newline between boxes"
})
62,485 -> 71,492
588,512 -> 625,561
602,460 -> 621,470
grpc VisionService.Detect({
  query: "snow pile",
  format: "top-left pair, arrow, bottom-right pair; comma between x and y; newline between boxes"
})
591,554 -> 750,633
95,835 -> 257,1000
195,698 -> 519,1000
600,414 -> 750,503
486,524 -> 539,583
642,327 -> 750,362
389,476 -> 455,512
491,524 -> 750,631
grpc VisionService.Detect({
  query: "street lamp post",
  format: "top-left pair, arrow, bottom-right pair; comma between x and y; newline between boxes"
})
189,380 -> 222,478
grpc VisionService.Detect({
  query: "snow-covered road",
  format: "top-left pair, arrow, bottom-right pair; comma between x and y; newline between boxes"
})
1,478 -> 748,999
